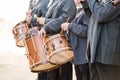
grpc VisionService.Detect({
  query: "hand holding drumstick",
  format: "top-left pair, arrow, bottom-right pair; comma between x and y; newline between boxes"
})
61,17 -> 71,34
112,0 -> 120,6
35,15 -> 45,26
32,15 -> 46,37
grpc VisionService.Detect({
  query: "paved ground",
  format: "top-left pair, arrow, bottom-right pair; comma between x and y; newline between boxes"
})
0,52 -> 37,80
0,52 -> 76,80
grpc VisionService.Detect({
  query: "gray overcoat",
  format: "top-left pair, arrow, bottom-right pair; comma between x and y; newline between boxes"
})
87,0 -> 120,65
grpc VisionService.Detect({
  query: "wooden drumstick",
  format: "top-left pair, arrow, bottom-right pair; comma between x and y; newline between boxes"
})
60,17 -> 71,34
66,17 -> 71,23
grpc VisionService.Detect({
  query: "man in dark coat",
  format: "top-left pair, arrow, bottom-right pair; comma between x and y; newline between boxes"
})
37,0 -> 76,80
81,0 -> 120,80
60,1 -> 90,80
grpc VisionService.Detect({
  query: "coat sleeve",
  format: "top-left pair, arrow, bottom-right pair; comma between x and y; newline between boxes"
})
44,19 -> 53,24
31,0 -> 49,27
31,18 -> 41,27
87,0 -> 120,22
68,14 -> 89,37
43,0 -> 76,34
30,5 -> 42,27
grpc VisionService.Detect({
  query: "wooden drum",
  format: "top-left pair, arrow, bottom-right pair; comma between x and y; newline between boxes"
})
25,28 -> 59,72
44,34 -> 74,64
12,21 -> 28,47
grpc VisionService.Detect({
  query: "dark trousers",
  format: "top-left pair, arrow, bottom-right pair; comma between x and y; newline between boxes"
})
75,63 -> 90,80
37,62 -> 72,80
38,72 -> 47,80
59,62 -> 73,80
38,68 -> 59,80
90,62 -> 120,80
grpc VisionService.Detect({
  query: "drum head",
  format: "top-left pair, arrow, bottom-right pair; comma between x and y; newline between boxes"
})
31,61 -> 60,72
49,50 -> 74,64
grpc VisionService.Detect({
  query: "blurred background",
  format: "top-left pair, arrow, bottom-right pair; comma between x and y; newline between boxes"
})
0,0 -> 29,52
0,0 -> 37,80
